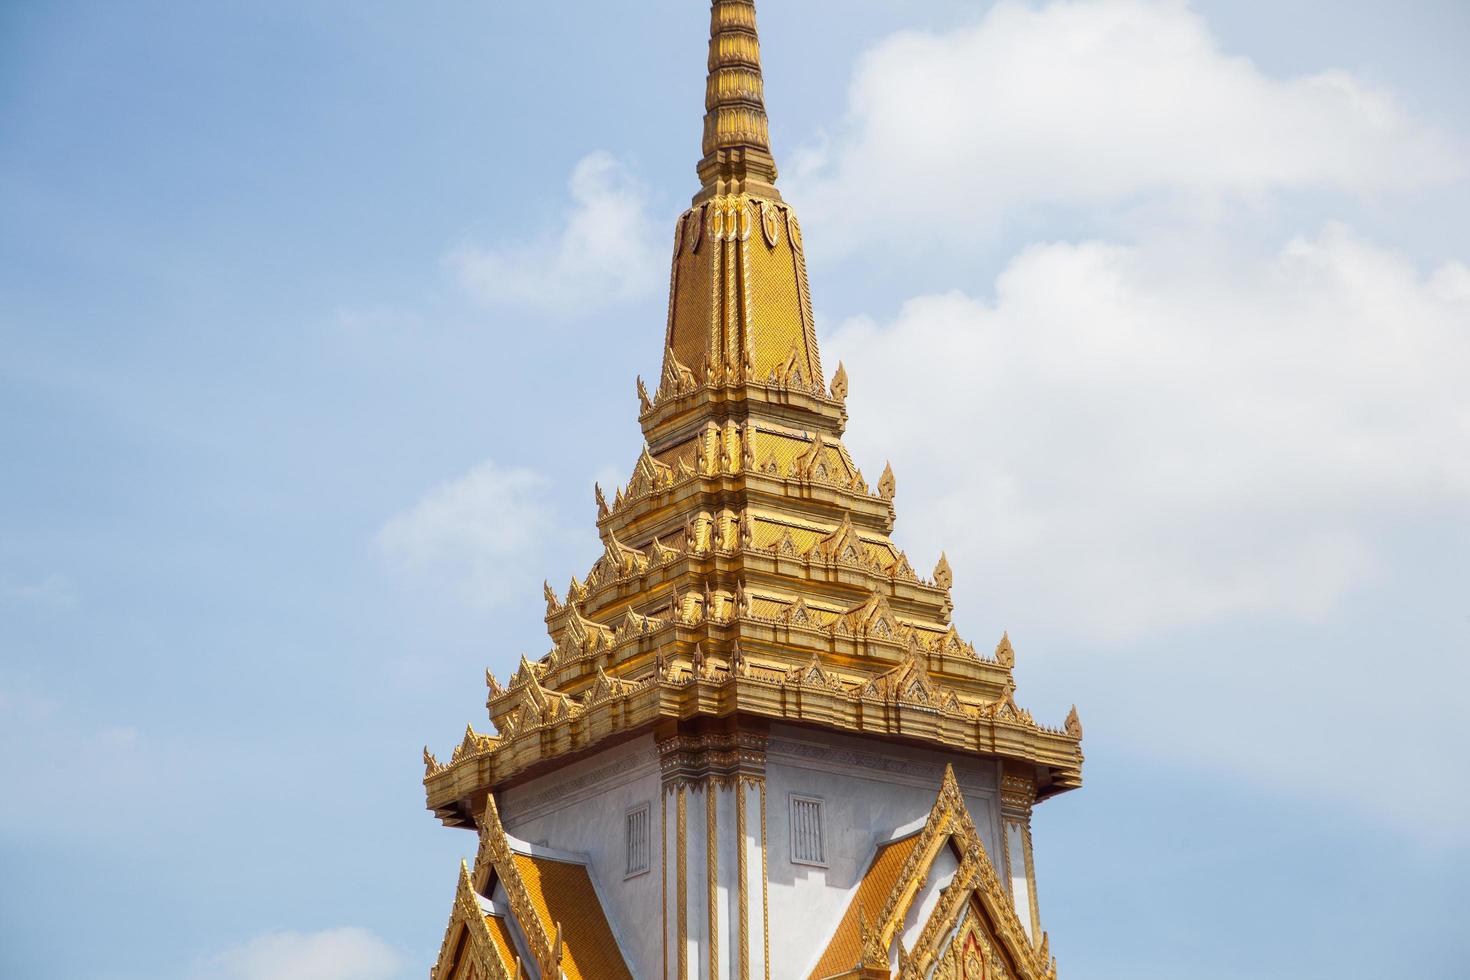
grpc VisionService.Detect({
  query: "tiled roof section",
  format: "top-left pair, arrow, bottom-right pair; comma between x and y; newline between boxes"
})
808,832 -> 924,979
510,852 -> 634,980
482,913 -> 518,974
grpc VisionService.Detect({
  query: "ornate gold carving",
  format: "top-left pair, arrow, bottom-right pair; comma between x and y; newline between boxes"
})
857,901 -> 887,971
659,729 -> 768,790
1001,773 -> 1037,813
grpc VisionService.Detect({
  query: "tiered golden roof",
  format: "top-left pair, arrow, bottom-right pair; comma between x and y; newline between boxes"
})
424,0 -> 1082,832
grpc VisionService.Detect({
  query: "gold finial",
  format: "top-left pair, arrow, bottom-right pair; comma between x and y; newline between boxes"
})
696,0 -> 781,202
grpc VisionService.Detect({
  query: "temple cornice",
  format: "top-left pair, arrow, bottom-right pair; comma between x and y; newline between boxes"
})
430,663 -> 1082,829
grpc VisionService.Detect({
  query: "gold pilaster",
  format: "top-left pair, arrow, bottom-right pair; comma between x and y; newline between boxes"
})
737,781 -> 748,980
760,781 -> 769,980
1000,765 -> 1043,945
663,785 -> 669,980
707,782 -> 718,980
678,788 -> 688,980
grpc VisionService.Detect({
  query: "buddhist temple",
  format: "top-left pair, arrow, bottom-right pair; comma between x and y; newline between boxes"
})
423,3 -> 1085,978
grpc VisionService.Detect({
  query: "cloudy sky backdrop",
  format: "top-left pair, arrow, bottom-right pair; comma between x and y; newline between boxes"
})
2,1 -> 1467,977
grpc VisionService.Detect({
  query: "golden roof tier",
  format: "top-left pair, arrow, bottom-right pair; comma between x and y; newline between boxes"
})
423,0 -> 1083,831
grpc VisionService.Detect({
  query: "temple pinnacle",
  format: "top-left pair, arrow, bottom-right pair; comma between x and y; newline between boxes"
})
696,0 -> 781,202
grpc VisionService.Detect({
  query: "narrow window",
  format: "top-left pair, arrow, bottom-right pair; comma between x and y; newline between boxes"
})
790,795 -> 826,866
625,803 -> 651,878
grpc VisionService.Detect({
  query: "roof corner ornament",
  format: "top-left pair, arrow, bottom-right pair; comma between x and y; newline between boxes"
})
878,461 -> 897,501
830,361 -> 849,403
994,632 -> 1016,668
933,552 -> 953,591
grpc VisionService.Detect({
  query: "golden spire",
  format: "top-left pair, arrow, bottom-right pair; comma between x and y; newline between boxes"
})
696,0 -> 781,202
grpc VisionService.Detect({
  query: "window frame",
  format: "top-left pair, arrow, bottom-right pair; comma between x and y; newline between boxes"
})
624,801 -> 653,879
788,793 -> 828,868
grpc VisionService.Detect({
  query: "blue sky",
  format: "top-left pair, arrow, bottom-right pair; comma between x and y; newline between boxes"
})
2,2 -> 1468,978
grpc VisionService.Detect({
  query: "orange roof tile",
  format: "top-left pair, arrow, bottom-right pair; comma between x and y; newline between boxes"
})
482,913 -> 518,973
808,832 -> 924,979
510,852 -> 633,980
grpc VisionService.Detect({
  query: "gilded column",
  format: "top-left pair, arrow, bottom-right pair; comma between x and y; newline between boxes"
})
659,727 -> 768,980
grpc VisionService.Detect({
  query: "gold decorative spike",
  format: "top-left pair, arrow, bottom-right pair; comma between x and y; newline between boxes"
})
934,552 -> 953,590
1065,704 -> 1083,739
595,483 -> 609,519
637,375 -> 652,413
661,346 -> 698,397
994,632 -> 1016,668
830,361 -> 849,402
878,461 -> 896,500
543,580 -> 561,615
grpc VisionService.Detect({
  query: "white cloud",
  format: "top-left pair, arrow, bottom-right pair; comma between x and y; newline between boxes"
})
789,0 -> 1466,249
377,461 -> 556,608
831,224 -> 1470,641
199,928 -> 402,980
449,152 -> 664,316
828,224 -> 1470,839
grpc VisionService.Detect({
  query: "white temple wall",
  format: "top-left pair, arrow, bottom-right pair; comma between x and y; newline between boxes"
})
899,844 -> 958,958
497,734 -> 662,979
764,725 -> 1002,980
490,726 -> 1015,980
